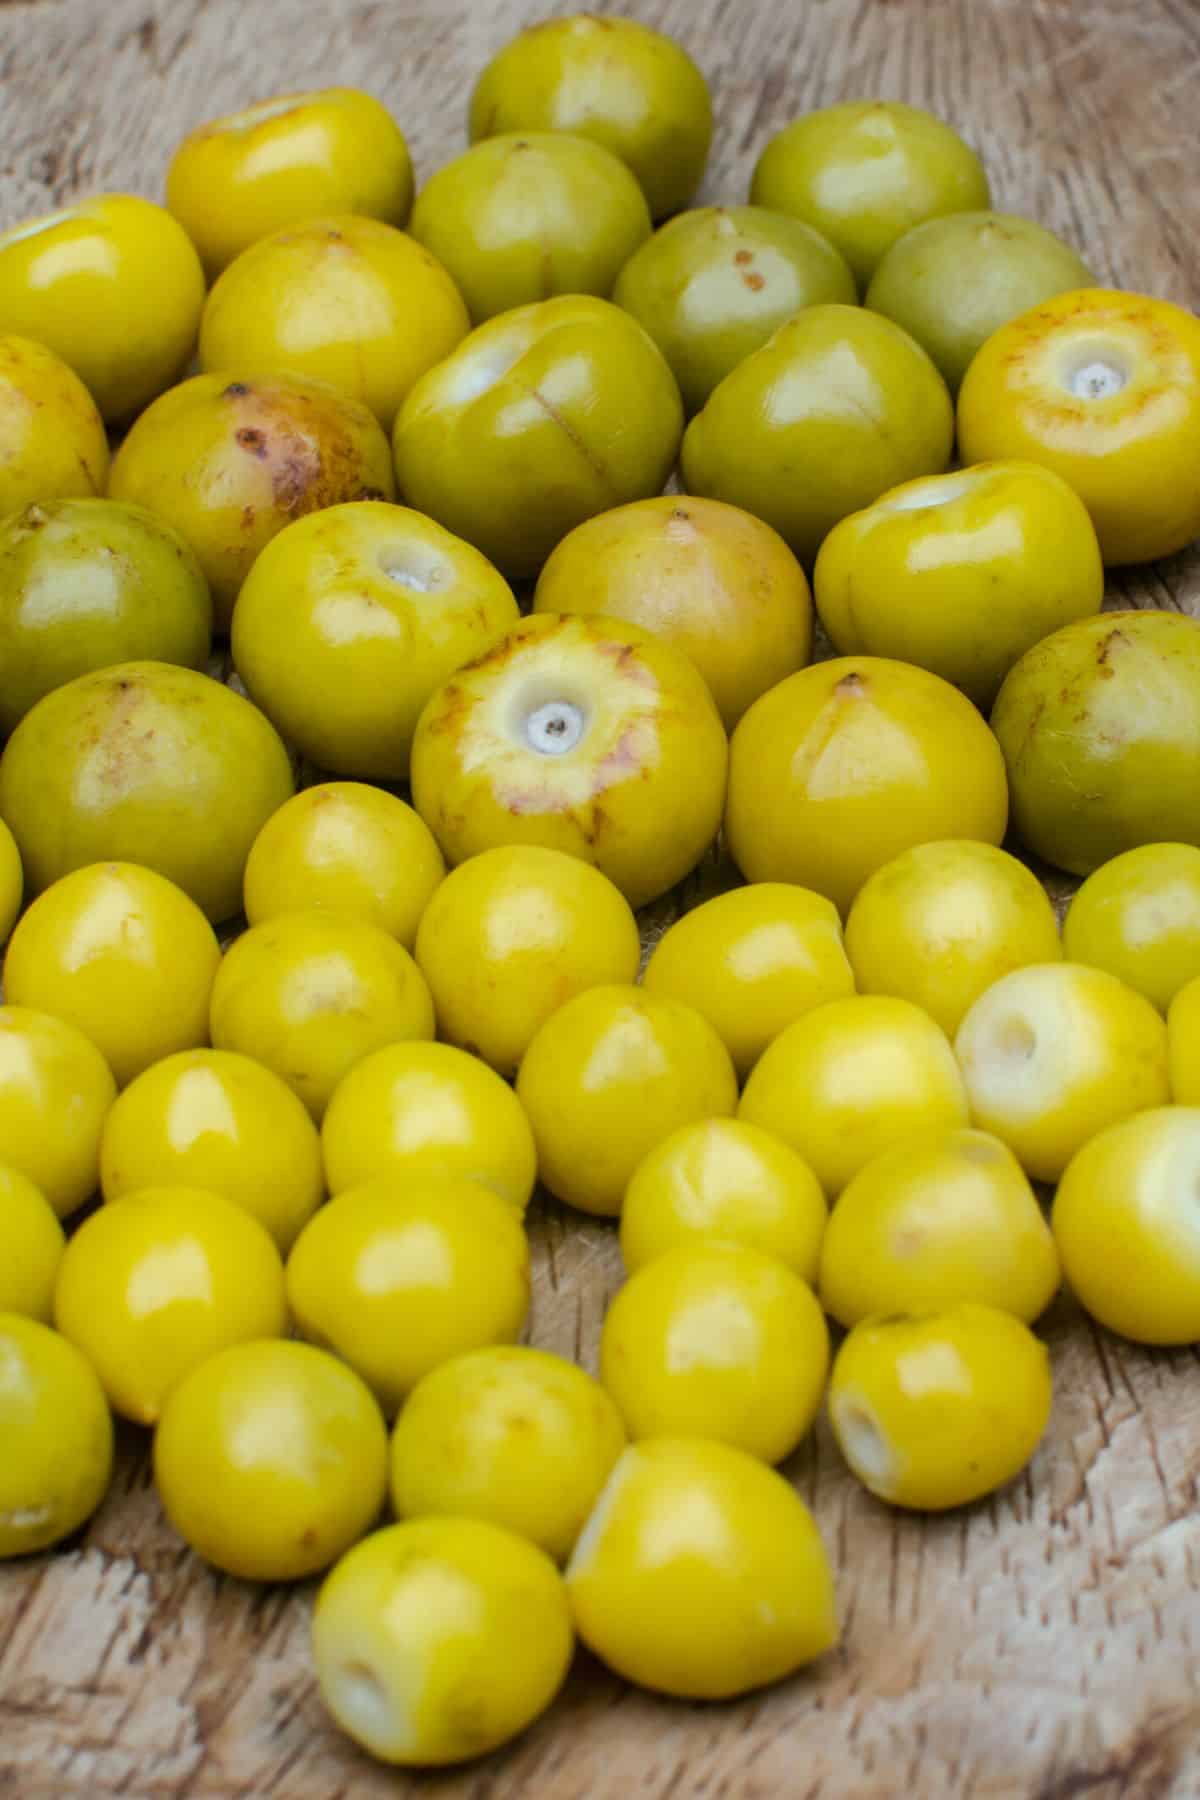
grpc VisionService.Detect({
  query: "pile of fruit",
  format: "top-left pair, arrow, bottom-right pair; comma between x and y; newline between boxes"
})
3,10 -> 1200,1769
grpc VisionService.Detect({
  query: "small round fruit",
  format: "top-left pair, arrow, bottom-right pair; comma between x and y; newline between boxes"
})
286,1177 -> 530,1416
415,846 -> 640,1078
750,102 -> 990,290
209,911 -> 434,1122
232,502 -> 518,780
393,296 -> 683,581
100,1049 -> 323,1255
726,657 -> 1008,914
612,204 -> 856,412
244,783 -> 444,948
533,495 -> 813,730
844,841 -> 1062,1038
410,133 -> 650,323
739,995 -> 968,1197
154,1338 -> 388,1580
1063,844 -> 1200,1013
313,1517 -> 572,1766
0,1165 -> 64,1321
642,883 -> 855,1080
411,612 -> 727,910
620,1118 -> 827,1281
866,211 -> 1093,391
954,962 -> 1170,1183
469,15 -> 712,220
390,1346 -> 626,1562
958,288 -> 1200,564
1169,976 -> 1200,1103
0,499 -> 211,734
0,661 -> 295,923
682,305 -> 953,565
199,217 -> 469,428
0,1313 -> 112,1557
321,1041 -> 537,1210
814,462 -> 1104,708
0,195 -> 204,422
600,1242 -> 829,1463
167,87 -> 414,280
829,1304 -> 1052,1510
0,335 -> 108,515
53,1186 -> 286,1424
5,864 -> 220,1087
0,818 -> 22,943
1052,1107 -> 1200,1344
109,373 -> 395,632
991,612 -> 1200,876
516,985 -> 738,1217
565,1436 -> 837,1698
819,1127 -> 1059,1328
0,1006 -> 116,1217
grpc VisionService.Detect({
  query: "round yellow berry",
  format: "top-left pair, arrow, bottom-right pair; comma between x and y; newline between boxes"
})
0,1312 -> 113,1558
0,1005 -> 116,1217
0,1164 -> 65,1321
1063,843 -> 1200,1014
0,335 -> 108,516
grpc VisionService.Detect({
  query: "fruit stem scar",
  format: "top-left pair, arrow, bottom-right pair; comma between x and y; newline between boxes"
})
1066,357 -> 1127,399
524,700 -> 586,755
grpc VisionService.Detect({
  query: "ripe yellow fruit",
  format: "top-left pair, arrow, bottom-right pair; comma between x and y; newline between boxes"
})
565,1437 -> 837,1698
0,818 -> 22,945
0,335 -> 108,517
516,984 -> 738,1217
1062,843 -> 1200,1013
0,1005 -> 116,1217
0,1164 -> 65,1321
0,1313 -> 113,1558
1169,975 -> 1200,1103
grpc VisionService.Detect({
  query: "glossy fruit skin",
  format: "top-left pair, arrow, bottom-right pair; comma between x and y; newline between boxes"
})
819,1127 -> 1059,1328
100,1049 -> 322,1255
244,784 -> 444,949
0,661 -> 295,924
200,216 -> 469,428
726,656 -> 1008,915
1063,844 -> 1200,1013
750,102 -> 990,291
814,462 -> 1104,708
954,962 -> 1171,1183
411,613 -> 727,911
232,502 -> 518,781
613,204 -> 856,412
642,883 -> 855,1080
1169,976 -> 1200,1103
600,1242 -> 830,1463
620,1118 -> 827,1281
845,841 -> 1062,1037
533,495 -> 813,730
0,499 -> 211,735
390,1345 -> 627,1562
54,1187 -> 286,1424
109,373 -> 395,632
0,1313 -> 113,1558
468,15 -> 712,220
866,212 -> 1093,391
393,296 -> 683,581
167,87 -> 414,280
210,910 -> 435,1122
154,1338 -> 388,1581
739,995 -> 969,1197
410,133 -> 651,324
0,335 -> 108,515
565,1436 -> 837,1699
0,819 -> 22,945
415,845 -> 640,1078
991,612 -> 1200,876
313,1517 -> 573,1766
1052,1107 -> 1200,1343
829,1304 -> 1052,1510
321,1041 -> 537,1210
958,289 -> 1200,564
286,1176 -> 530,1416
516,985 -> 738,1217
0,1005 -> 116,1217
0,1164 -> 65,1321
682,305 -> 954,565
0,195 -> 205,422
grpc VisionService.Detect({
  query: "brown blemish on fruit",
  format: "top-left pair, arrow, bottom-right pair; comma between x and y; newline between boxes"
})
1096,627 -> 1128,667
835,671 -> 867,697
593,724 -> 641,792
223,382 -> 250,399
734,250 -> 753,265
236,427 -> 267,457
743,271 -> 766,291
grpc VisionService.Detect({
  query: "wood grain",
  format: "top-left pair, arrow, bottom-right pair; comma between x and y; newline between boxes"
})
2,0 -> 1200,1794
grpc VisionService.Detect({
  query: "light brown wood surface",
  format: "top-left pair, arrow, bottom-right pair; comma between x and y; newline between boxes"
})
2,0 -> 1200,1794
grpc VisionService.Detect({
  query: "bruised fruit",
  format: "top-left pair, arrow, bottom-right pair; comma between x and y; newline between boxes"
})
0,661 -> 295,923
0,336 -> 108,516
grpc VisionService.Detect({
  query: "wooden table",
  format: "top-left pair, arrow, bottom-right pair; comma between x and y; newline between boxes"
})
2,0 -> 1200,1793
